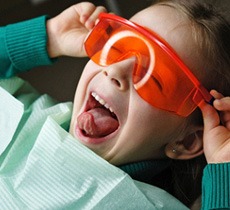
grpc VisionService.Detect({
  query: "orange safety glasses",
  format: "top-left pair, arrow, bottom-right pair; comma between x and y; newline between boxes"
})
84,13 -> 212,117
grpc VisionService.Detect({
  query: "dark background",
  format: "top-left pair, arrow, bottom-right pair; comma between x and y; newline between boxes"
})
0,0 -> 229,101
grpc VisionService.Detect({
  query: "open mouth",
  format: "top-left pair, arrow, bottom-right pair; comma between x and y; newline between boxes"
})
77,92 -> 119,139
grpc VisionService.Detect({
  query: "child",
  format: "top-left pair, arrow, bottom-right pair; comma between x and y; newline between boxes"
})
0,1 -> 229,209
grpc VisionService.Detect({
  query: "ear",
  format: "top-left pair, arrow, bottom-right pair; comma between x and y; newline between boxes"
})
165,128 -> 204,160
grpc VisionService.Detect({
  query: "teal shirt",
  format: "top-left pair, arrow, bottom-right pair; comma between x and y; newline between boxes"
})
0,16 -> 229,210
0,16 -> 53,78
202,164 -> 230,209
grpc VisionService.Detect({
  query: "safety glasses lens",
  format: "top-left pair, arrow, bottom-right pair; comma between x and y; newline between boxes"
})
84,14 -> 212,117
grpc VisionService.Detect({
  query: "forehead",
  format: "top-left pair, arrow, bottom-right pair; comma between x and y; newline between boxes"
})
130,5 -> 189,55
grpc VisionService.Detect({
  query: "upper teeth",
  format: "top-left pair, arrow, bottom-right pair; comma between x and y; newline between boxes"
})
91,92 -> 114,113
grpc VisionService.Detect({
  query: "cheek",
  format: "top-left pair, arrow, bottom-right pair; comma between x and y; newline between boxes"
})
115,106 -> 172,162
129,97 -> 184,146
78,60 -> 101,86
73,60 -> 101,107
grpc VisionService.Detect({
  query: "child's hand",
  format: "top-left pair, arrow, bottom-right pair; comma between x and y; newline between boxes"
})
46,2 -> 107,58
199,90 -> 230,164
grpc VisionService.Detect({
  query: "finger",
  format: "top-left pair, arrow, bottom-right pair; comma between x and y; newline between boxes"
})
218,107 -> 230,129
84,6 -> 107,29
76,3 -> 96,24
214,97 -> 230,111
210,89 -> 224,99
226,120 -> 230,130
198,100 -> 220,131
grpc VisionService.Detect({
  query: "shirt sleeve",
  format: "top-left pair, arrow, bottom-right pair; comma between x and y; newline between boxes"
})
0,16 -> 54,78
202,163 -> 230,209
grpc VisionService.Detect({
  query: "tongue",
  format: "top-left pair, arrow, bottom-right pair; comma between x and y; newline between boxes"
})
77,108 -> 119,138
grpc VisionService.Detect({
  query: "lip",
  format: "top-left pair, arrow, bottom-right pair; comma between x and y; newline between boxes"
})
74,91 -> 120,144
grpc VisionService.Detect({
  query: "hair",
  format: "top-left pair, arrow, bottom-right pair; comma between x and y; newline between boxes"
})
150,0 -> 230,208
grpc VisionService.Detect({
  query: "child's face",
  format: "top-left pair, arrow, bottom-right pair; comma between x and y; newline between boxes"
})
69,5 -> 201,165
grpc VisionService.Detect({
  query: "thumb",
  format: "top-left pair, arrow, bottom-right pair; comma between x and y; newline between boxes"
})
198,100 -> 220,131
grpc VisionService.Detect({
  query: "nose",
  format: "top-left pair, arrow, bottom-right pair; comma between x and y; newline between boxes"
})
102,57 -> 136,91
